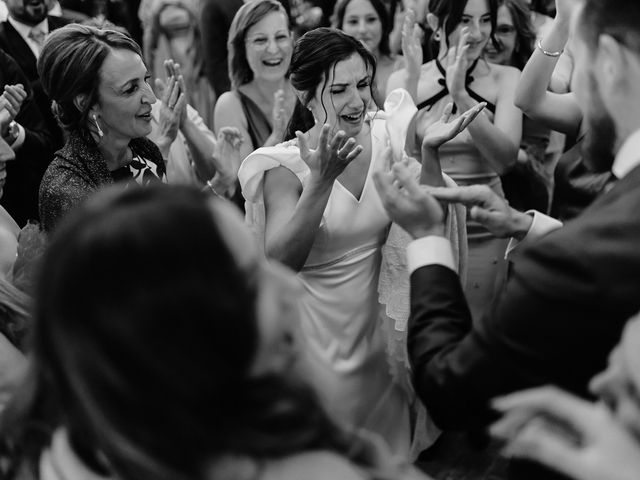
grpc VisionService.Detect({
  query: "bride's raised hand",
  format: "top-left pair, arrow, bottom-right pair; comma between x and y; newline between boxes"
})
422,101 -> 486,149
446,27 -> 471,100
297,124 -> 364,185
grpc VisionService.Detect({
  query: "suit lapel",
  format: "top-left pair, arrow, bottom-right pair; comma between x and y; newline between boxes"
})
0,21 -> 37,80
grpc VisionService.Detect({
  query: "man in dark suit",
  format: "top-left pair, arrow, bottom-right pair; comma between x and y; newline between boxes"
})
373,0 -> 640,434
0,0 -> 69,224
0,49 -> 53,227
0,0 -> 70,145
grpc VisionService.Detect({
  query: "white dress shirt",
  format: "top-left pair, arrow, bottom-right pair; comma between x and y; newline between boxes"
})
6,16 -> 48,58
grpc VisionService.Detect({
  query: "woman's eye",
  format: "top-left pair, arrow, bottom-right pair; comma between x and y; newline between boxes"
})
366,16 -> 378,23
253,37 -> 268,45
330,88 -> 345,95
482,16 -> 492,24
358,81 -> 370,89
346,19 -> 358,25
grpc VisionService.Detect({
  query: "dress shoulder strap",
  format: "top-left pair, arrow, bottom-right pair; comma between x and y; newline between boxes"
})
416,58 -> 496,114
236,90 -> 273,148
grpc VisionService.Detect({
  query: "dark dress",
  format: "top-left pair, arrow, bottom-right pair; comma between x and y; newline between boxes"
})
39,131 -> 165,232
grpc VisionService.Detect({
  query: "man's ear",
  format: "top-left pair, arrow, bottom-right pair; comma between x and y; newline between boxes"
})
596,34 -> 626,90
426,13 -> 439,34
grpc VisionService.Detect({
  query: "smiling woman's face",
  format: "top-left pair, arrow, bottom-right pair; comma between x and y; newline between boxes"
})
446,0 -> 493,60
92,48 -> 156,142
244,11 -> 292,83
340,0 -> 383,55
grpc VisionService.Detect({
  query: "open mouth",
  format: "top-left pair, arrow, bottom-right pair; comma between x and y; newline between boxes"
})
137,112 -> 152,120
262,59 -> 283,67
341,111 -> 364,123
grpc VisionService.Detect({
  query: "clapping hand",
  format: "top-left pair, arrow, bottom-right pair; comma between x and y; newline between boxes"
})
423,102 -> 485,149
297,124 -> 363,185
270,89 -> 287,142
401,9 -> 423,99
491,386 -> 640,480
209,126 -> 243,197
155,60 -> 187,152
446,27 -> 472,100
373,147 -> 445,238
0,84 -> 27,123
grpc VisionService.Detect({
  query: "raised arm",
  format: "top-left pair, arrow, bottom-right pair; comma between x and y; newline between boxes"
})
447,30 -> 521,174
514,0 -> 582,136
263,127 -> 363,271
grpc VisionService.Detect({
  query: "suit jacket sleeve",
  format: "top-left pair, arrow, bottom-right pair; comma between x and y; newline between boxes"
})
408,236 -> 603,430
199,0 -> 232,96
1,51 -> 55,167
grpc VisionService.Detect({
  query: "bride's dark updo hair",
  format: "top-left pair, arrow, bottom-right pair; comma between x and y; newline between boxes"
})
284,28 -> 376,140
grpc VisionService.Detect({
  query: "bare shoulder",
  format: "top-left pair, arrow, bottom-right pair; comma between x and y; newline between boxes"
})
214,91 -> 246,124
261,451 -> 369,480
490,63 -> 521,85
264,165 -> 302,198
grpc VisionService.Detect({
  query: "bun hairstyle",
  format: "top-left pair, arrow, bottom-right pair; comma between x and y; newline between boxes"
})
284,27 -> 376,140
37,24 -> 142,135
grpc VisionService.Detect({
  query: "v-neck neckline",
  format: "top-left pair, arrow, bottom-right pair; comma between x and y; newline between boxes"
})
334,133 -> 375,203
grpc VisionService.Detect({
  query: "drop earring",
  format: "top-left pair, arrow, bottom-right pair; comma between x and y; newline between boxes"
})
434,30 -> 441,41
93,114 -> 104,138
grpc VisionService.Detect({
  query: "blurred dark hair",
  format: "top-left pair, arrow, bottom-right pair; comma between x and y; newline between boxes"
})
228,0 -> 291,89
331,0 -> 392,56
499,0 -> 535,69
0,185 -> 377,480
577,0 -> 640,54
37,24 -> 142,135
427,0 -> 499,57
285,27 -> 377,140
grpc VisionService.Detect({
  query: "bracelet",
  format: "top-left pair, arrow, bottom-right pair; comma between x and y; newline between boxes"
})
206,179 -> 224,199
536,39 -> 563,57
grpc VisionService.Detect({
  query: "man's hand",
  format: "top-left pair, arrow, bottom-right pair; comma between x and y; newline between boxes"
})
374,147 -> 445,238
491,386 -> 640,480
427,184 -> 532,239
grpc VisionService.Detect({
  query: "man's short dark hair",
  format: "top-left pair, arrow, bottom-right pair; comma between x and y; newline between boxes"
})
579,0 -> 640,53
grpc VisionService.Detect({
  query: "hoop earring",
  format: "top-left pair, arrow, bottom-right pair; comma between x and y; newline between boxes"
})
92,114 -> 104,138
434,30 -> 441,41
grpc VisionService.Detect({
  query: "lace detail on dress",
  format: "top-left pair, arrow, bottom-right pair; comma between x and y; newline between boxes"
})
376,89 -> 468,460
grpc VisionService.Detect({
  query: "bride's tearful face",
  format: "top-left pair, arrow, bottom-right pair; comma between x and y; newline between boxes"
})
309,53 -> 373,138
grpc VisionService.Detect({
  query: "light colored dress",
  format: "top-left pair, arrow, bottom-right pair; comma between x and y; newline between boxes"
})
415,66 -> 509,323
240,90 -> 467,459
240,112 -> 412,457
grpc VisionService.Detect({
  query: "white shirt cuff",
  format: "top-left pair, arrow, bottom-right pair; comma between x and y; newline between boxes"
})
407,235 -> 456,274
9,124 -> 25,151
505,210 -> 563,257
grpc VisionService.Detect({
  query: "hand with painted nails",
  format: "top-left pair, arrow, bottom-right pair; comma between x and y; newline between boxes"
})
297,124 -> 363,185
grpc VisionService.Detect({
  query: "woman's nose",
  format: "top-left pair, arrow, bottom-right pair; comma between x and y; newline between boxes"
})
266,37 -> 279,53
357,19 -> 367,33
142,82 -> 157,105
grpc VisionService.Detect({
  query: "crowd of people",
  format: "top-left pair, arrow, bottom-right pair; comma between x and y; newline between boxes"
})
0,0 -> 639,479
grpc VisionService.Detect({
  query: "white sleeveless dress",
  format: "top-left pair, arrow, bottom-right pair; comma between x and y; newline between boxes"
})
240,113 -> 411,457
